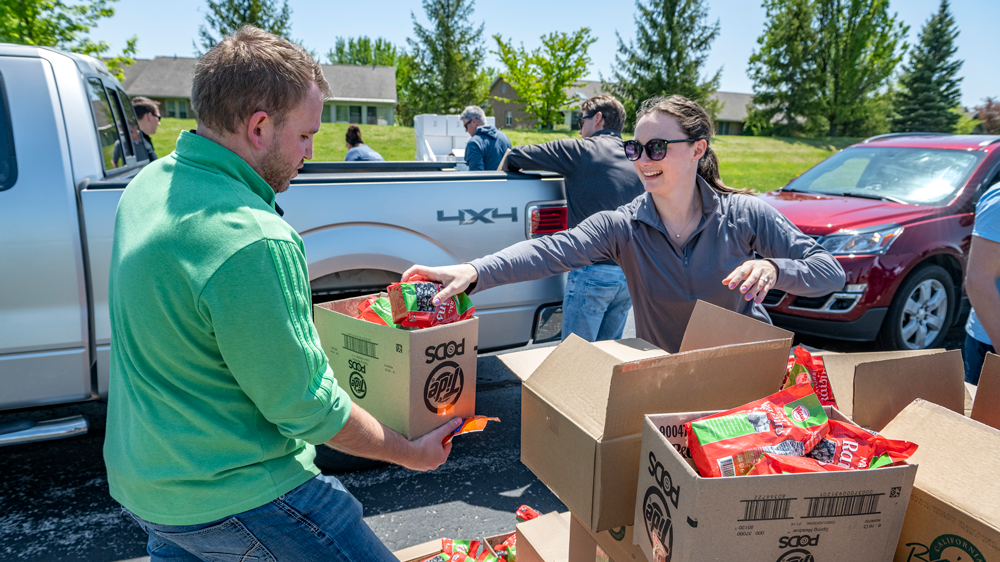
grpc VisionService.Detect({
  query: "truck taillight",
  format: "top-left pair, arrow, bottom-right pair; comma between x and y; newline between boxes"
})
529,205 -> 568,238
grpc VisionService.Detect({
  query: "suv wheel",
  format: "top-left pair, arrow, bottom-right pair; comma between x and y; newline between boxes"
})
877,264 -> 954,350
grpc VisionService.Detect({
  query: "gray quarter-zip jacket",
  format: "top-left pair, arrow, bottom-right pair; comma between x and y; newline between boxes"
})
469,176 -> 845,353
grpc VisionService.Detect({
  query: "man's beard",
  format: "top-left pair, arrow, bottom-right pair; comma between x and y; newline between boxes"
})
258,145 -> 300,194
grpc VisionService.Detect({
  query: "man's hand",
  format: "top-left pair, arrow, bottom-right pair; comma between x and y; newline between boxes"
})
723,260 -> 778,304
402,264 -> 478,305
401,418 -> 464,472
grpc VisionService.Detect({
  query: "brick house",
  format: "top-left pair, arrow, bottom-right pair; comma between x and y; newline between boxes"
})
489,76 -> 753,135
121,56 -> 398,125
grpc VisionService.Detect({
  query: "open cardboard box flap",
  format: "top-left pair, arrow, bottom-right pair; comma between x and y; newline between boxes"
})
971,353 -> 1000,430
881,399 -> 1000,535
820,348 -> 964,431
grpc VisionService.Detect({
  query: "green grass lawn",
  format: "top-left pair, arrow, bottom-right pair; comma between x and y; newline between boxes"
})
151,118 -> 859,193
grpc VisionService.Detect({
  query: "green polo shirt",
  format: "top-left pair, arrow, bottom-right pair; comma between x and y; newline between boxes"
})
104,131 -> 352,525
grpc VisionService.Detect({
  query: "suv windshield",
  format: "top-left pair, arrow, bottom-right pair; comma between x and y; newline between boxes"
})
786,146 -> 985,206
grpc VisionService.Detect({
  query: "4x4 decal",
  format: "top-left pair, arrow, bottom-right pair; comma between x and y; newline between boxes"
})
437,207 -> 517,225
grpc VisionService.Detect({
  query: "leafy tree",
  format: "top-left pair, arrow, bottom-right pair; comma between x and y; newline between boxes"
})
0,0 -> 137,81
975,97 -> 1000,135
892,0 -> 962,133
606,0 -> 722,129
493,28 -> 597,129
813,0 -> 908,137
951,107 -> 978,135
402,0 -> 488,118
746,0 -> 821,137
197,0 -> 292,54
326,36 -> 400,67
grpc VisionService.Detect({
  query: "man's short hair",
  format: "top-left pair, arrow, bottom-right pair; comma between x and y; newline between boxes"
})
191,25 -> 333,135
131,96 -> 159,120
581,94 -> 626,133
460,106 -> 486,124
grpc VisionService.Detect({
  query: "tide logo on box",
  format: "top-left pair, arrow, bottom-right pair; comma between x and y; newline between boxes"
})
348,359 -> 367,399
424,361 -> 464,414
643,451 -> 681,562
775,549 -> 814,562
425,339 -> 466,364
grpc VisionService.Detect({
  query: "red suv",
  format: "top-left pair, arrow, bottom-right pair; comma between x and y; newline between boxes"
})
761,133 -> 1000,350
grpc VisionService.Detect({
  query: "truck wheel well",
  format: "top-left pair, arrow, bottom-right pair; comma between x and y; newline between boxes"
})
310,269 -> 400,304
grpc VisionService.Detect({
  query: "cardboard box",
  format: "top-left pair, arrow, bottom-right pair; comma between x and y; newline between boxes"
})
882,399 -> 1000,562
633,408 -> 917,562
483,531 -> 515,558
393,538 -> 443,562
820,348 -> 965,431
314,295 -> 478,439
499,300 -> 793,533
569,514 -> 646,562
516,511 -> 572,562
971,352 -> 1000,430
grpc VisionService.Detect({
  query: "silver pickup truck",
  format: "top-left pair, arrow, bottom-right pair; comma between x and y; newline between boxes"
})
0,44 -> 567,446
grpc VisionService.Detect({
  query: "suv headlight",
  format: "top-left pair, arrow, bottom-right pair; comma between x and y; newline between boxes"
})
817,224 -> 904,255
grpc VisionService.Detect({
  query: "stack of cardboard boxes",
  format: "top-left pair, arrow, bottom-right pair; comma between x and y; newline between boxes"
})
313,293 -> 1000,562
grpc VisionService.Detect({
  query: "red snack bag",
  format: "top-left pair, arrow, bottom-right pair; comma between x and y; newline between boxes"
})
442,416 -> 501,445
355,295 -> 400,328
806,420 -> 918,469
442,539 -> 480,556
686,383 -> 830,478
493,534 -> 516,562
387,276 -> 475,328
782,346 -> 838,408
515,505 -> 542,522
746,453 -> 853,475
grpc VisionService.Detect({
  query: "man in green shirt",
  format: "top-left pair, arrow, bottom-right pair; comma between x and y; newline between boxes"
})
104,26 -> 460,562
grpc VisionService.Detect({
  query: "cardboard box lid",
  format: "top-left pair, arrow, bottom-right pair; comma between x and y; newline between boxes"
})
393,538 -> 442,562
881,399 -> 1000,530
677,300 -> 792,352
821,349 -> 964,431
517,511 -> 572,562
498,345 -> 558,383
971,353 -> 1000,430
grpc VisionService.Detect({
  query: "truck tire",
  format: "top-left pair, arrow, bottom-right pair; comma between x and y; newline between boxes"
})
877,264 -> 954,351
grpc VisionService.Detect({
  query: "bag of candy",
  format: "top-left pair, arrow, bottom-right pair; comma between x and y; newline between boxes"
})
442,416 -> 501,445
355,295 -> 402,328
746,453 -> 853,476
806,420 -> 918,469
515,505 -> 541,522
686,383 -> 830,478
492,534 -> 516,562
782,346 -> 838,408
387,276 -> 475,329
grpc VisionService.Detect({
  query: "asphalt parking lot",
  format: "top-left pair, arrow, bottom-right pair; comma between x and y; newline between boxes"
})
0,309 -> 969,561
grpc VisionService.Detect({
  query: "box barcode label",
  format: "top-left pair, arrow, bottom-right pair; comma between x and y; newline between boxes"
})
718,457 -> 736,477
343,334 -> 378,358
803,494 -> 882,518
739,498 -> 794,521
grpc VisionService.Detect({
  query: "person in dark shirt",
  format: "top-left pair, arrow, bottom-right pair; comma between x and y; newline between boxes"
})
344,124 -> 385,161
499,95 -> 644,342
461,105 -> 511,171
112,96 -> 159,166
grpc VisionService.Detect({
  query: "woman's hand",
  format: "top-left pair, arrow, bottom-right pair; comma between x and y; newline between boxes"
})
723,260 -> 778,304
401,264 -> 479,305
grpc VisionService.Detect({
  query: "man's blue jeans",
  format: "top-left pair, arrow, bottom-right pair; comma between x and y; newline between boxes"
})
122,474 -> 396,562
561,264 -> 632,342
963,334 -> 996,385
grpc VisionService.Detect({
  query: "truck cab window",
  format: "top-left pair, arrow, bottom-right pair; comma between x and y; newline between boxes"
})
0,73 -> 16,192
86,79 -> 120,171
106,88 -> 134,166
117,88 -> 149,162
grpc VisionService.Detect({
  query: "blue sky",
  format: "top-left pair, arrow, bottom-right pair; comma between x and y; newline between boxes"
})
91,0 -> 996,109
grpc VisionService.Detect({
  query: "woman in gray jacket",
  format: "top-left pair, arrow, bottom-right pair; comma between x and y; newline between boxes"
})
404,95 -> 845,353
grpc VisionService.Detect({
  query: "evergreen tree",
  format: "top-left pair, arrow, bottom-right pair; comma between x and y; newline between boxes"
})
746,0 -> 821,136
197,0 -> 292,54
606,0 -> 722,129
403,0 -> 488,116
892,0 -> 963,133
326,37 -> 400,67
0,0 -> 138,80
813,0 -> 907,137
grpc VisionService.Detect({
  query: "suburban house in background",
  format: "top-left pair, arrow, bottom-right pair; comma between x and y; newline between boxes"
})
489,77 -> 753,135
121,56 -> 398,125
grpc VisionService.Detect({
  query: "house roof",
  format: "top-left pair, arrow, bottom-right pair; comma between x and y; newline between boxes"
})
121,57 -> 397,104
711,91 -> 754,123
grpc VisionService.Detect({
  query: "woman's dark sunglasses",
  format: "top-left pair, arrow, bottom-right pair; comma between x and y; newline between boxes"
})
623,138 -> 695,161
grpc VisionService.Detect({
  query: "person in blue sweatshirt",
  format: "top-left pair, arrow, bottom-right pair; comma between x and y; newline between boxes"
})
461,106 -> 511,171
344,124 -> 384,161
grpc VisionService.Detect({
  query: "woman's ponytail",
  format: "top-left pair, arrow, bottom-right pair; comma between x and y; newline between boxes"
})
636,95 -> 753,196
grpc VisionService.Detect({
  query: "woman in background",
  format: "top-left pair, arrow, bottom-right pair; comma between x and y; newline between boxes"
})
345,125 -> 384,161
